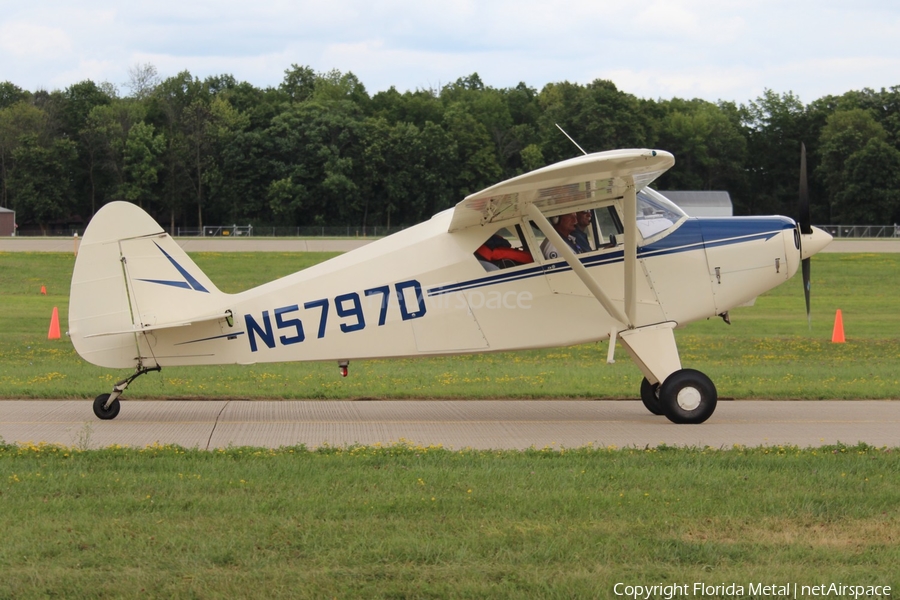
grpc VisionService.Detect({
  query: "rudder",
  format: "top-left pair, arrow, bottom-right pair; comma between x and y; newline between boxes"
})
69,202 -> 227,368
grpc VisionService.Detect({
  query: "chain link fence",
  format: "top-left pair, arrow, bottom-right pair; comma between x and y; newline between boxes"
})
819,225 -> 900,238
174,225 -> 409,237
15,223 -> 900,239
15,224 -> 409,237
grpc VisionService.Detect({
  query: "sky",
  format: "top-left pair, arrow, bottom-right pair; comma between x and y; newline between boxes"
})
2,0 -> 899,105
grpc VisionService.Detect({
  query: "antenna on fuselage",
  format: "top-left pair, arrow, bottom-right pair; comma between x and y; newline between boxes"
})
555,123 -> 588,156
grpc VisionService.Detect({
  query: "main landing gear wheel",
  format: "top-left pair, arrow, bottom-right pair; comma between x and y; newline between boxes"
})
93,393 -> 121,420
640,377 -> 664,416
658,369 -> 717,425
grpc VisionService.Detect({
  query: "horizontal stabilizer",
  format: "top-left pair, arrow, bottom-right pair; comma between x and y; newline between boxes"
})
83,310 -> 233,338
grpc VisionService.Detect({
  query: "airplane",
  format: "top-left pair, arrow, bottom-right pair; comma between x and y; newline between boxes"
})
68,146 -> 832,424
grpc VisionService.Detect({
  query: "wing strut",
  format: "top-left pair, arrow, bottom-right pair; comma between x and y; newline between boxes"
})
623,185 -> 638,326
526,204 -> 630,327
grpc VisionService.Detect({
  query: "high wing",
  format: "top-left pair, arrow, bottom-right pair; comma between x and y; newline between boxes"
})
447,148 -> 675,232
449,148 -> 675,328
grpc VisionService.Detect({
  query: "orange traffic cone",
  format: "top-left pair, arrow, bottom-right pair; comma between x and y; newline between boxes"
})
831,309 -> 845,343
40,285 -> 47,295
48,307 -> 61,340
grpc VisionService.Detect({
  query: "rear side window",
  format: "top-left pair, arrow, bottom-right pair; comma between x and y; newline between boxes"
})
474,226 -> 534,271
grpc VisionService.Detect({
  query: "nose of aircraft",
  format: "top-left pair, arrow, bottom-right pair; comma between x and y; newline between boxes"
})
800,226 -> 832,260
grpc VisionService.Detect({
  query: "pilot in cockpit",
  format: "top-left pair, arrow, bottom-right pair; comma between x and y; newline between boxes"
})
572,210 -> 592,251
541,213 -> 589,259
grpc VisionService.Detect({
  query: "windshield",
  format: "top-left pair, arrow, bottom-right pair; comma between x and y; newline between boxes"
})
636,188 -> 686,239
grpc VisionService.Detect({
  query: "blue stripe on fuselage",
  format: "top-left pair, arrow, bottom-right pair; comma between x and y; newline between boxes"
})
698,216 -> 795,245
426,217 -> 796,297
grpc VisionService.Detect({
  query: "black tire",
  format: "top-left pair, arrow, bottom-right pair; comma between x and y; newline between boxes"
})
93,393 -> 121,420
658,369 -> 717,425
640,377 -> 664,415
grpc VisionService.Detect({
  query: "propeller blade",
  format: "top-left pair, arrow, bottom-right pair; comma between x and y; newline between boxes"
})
799,142 -> 812,328
799,142 -> 811,235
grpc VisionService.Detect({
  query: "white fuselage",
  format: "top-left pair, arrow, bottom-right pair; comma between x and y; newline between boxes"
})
127,208 -> 800,368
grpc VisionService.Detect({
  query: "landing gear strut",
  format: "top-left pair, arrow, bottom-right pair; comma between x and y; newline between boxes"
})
620,323 -> 718,424
92,365 -> 161,420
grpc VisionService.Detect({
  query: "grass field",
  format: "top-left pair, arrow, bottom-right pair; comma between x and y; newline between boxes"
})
1,441 -> 898,598
0,250 -> 898,400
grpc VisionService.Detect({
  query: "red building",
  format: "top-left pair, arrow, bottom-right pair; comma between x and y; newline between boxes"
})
0,207 -> 14,236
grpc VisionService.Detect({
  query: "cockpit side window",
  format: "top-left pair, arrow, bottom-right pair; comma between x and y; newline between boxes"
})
636,190 -> 686,240
526,204 -> 623,262
593,205 -> 623,247
474,225 -> 535,271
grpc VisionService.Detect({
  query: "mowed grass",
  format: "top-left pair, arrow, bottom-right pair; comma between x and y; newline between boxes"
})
1,441 -> 899,598
0,250 -> 898,400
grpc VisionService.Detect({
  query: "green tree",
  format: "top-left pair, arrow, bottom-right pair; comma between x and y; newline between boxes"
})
653,99 -> 747,198
150,71 -> 208,231
265,100 -> 365,226
121,121 -> 165,208
442,102 -> 502,198
267,176 -> 307,223
417,121 -> 458,218
369,87 -> 443,128
78,108 -> 112,215
742,90 -> 813,216
361,118 -> 428,229
182,99 -> 216,230
520,143 -> 544,173
0,102 -> 47,208
280,64 -> 317,104
817,108 -> 888,222
203,96 -> 251,224
831,138 -> 900,224
9,134 -> 77,232
81,101 -> 148,212
63,81 -> 116,217
0,81 -> 30,109
440,76 -> 525,180
312,69 -> 369,107
537,79 -> 649,162
62,80 -> 114,136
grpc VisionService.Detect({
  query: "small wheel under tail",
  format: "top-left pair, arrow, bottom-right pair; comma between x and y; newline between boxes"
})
658,369 -> 717,425
93,393 -> 121,420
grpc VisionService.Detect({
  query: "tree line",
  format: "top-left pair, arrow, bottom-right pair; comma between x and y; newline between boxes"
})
1,64 -> 899,234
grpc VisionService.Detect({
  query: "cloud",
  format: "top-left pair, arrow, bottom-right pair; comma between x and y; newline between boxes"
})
0,0 -> 897,102
0,21 -> 72,59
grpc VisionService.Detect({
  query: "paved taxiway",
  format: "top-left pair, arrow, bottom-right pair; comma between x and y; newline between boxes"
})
2,400 -> 897,450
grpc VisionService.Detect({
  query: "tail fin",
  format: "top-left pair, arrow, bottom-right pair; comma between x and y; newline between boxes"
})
69,202 -> 229,368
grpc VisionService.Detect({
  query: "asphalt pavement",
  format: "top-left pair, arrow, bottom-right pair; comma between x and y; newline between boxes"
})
2,400 -> 898,450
